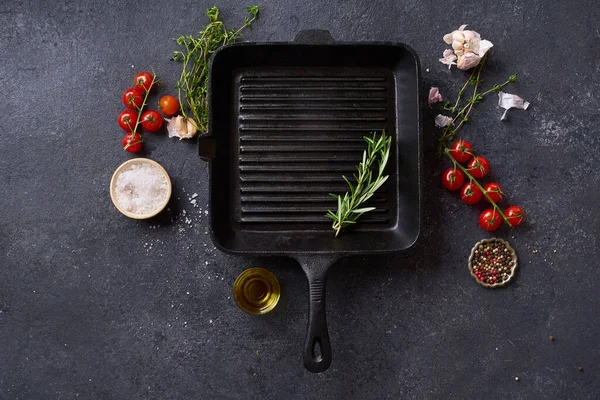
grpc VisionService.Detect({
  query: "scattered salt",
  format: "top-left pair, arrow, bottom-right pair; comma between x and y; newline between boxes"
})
204,210 -> 209,215
191,199 -> 197,206
182,210 -> 186,215
191,193 -> 198,199
114,162 -> 169,215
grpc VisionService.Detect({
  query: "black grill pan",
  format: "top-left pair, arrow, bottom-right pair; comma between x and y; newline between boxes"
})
199,30 -> 421,373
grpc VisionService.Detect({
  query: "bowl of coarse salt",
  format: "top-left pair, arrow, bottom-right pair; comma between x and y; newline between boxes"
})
110,158 -> 172,219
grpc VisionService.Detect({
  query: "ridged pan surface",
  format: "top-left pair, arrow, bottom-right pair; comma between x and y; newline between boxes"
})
237,68 -> 396,228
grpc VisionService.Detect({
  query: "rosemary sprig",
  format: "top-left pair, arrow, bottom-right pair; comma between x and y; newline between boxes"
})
171,5 -> 260,133
327,131 -> 392,237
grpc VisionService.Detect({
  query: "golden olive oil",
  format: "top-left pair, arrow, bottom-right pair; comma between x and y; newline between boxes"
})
233,268 -> 280,315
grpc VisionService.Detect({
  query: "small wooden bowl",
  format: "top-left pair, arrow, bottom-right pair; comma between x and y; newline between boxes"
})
469,238 -> 517,288
110,158 -> 172,220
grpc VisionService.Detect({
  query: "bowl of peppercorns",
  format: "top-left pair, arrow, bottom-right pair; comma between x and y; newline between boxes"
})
469,238 -> 517,288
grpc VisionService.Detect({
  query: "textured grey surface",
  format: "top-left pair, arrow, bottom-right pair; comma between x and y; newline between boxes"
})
1,0 -> 599,399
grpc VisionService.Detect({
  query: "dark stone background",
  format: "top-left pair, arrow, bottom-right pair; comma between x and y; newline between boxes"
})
1,0 -> 599,399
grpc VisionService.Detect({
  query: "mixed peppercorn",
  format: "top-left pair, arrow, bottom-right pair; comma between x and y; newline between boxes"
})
470,239 -> 516,286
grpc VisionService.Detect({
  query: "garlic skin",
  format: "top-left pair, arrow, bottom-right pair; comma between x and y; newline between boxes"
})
165,115 -> 199,140
428,87 -> 443,105
441,25 -> 493,70
498,91 -> 530,120
439,49 -> 458,69
435,114 -> 453,128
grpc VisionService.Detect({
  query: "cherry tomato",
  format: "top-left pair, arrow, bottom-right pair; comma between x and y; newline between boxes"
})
467,156 -> 490,179
117,110 -> 138,131
505,206 -> 525,226
122,132 -> 143,153
141,110 -> 163,133
134,71 -> 154,92
450,139 -> 474,163
122,88 -> 143,110
479,209 -> 502,231
442,168 -> 465,191
460,182 -> 482,205
483,182 -> 505,203
158,95 -> 180,117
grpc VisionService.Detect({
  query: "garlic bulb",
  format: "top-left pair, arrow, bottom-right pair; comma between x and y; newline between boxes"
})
440,25 -> 493,70
165,116 -> 199,140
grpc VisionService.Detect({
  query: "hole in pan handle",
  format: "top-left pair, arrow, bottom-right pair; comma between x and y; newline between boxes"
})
293,29 -> 334,45
295,254 -> 340,373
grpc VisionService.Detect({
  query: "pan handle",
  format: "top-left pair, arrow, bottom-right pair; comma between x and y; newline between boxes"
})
293,29 -> 334,45
198,136 -> 216,162
295,254 -> 339,373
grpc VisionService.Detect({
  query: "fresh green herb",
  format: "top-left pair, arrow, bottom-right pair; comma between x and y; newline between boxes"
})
437,56 -> 517,155
172,5 -> 260,133
327,131 -> 392,237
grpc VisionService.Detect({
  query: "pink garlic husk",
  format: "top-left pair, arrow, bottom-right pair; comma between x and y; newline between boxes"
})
429,87 -> 443,105
166,115 -> 198,140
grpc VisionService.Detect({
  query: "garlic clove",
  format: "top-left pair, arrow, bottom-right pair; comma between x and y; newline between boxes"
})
457,52 -> 482,70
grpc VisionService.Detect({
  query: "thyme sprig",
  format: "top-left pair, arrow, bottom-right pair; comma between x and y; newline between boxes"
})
437,56 -> 517,154
171,5 -> 260,133
327,131 -> 392,237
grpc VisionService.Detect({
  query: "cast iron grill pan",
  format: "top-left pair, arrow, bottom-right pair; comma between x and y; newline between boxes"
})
199,30 -> 421,373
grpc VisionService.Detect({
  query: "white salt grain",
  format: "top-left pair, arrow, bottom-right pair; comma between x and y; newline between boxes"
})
114,163 -> 169,215
191,193 -> 198,199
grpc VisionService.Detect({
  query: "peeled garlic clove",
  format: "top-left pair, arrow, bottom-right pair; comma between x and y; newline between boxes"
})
184,118 -> 198,139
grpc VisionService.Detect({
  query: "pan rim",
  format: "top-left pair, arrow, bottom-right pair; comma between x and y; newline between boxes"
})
205,36 -> 422,255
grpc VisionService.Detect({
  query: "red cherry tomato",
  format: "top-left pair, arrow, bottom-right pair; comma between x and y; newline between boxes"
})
460,182 -> 483,205
442,168 -> 465,191
450,139 -> 474,163
479,209 -> 502,231
483,182 -> 505,203
122,132 -> 143,153
122,88 -> 143,110
467,156 -> 490,179
505,206 -> 525,226
117,110 -> 138,131
134,71 -> 154,93
140,110 -> 163,133
158,95 -> 180,117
